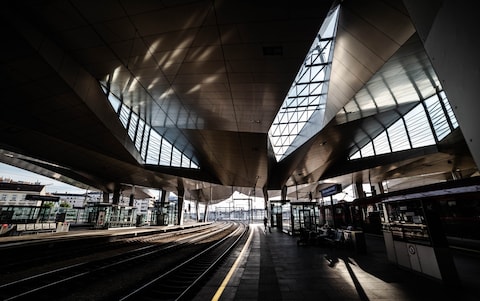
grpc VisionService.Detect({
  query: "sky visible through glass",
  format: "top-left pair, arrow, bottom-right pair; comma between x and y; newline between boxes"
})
0,162 -> 85,194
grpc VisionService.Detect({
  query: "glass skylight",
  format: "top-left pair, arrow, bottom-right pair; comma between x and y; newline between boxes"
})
268,5 -> 340,161
349,91 -> 458,160
100,83 -> 199,169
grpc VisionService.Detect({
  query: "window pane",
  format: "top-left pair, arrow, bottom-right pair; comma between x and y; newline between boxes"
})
350,150 -> 361,160
388,119 -> 410,152
108,93 -> 121,113
404,105 -> 435,148
171,148 -> 181,167
160,139 -> 172,166
146,130 -> 160,164
441,91 -> 459,128
119,105 -> 130,128
373,131 -> 391,155
425,94 -> 450,141
135,118 -> 145,151
141,124 -> 150,160
362,141 -> 375,157
128,113 -> 138,142
181,155 -> 190,168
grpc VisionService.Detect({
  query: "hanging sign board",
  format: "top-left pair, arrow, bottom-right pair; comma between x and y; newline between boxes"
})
320,184 -> 342,197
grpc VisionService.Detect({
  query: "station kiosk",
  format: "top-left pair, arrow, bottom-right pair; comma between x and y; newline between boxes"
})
381,198 -> 459,284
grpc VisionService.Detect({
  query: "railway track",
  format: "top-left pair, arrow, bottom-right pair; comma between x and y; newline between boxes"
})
0,222 -> 221,272
118,222 -> 248,300
0,221 -> 246,300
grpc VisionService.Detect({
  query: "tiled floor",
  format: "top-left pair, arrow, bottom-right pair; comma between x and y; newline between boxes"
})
196,223 -> 480,301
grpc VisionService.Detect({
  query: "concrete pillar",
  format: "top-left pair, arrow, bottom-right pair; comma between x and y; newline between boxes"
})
129,185 -> 135,207
370,183 -> 384,196
195,201 -> 200,222
102,191 -> 110,203
281,185 -> 287,201
263,187 -> 270,225
353,182 -> 365,199
204,186 -> 212,222
403,0 -> 480,170
157,189 -> 167,225
177,189 -> 185,225
377,182 -> 385,195
203,201 -> 209,222
112,187 -> 120,205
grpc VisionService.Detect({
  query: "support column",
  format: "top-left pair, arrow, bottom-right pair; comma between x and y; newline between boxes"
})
281,185 -> 287,201
205,186 -> 212,222
195,201 -> 200,222
102,191 -> 110,203
263,186 -> 270,226
157,189 -> 167,226
353,182 -> 365,199
263,187 -> 269,210
112,186 -> 120,205
129,185 -> 135,207
177,189 -> 185,226
377,182 -> 385,195
203,201 -> 209,222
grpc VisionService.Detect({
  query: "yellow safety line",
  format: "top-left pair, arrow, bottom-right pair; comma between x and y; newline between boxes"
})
211,225 -> 255,301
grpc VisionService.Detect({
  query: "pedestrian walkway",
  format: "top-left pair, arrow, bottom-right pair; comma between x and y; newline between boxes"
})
197,223 -> 480,301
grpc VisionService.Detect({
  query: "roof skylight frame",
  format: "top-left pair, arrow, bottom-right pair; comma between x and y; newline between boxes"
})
349,89 -> 459,160
100,82 -> 199,169
268,5 -> 340,162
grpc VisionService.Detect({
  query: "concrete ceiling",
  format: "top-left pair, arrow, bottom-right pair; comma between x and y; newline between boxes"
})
0,0 -> 477,203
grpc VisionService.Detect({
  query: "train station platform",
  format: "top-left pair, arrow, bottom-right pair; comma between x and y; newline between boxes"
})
196,223 -> 480,301
0,221 -> 212,247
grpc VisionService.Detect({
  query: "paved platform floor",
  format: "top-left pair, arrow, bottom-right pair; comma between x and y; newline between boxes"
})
196,223 -> 480,301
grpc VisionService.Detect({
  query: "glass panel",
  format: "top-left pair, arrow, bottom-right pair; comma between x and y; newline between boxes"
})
107,93 -> 121,113
171,147 -> 181,167
350,150 -> 362,160
425,94 -> 450,141
404,105 -> 435,148
119,105 -> 130,128
373,131 -> 391,155
141,124 -> 150,160
135,118 -> 145,151
146,130 -> 161,164
128,113 -> 138,142
362,141 -> 375,157
388,119 -> 411,152
181,154 -> 190,168
160,139 -> 172,166
441,91 -> 459,129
